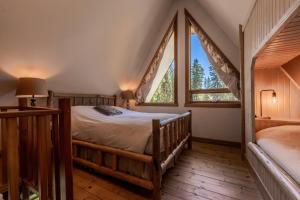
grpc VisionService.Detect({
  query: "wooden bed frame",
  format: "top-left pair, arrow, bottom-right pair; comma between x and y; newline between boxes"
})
247,118 -> 300,200
47,91 -> 192,200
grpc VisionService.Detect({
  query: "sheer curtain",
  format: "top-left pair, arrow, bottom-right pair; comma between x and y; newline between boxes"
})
187,12 -> 240,99
136,16 -> 176,103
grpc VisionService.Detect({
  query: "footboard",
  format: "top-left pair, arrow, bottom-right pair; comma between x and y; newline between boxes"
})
152,110 -> 192,199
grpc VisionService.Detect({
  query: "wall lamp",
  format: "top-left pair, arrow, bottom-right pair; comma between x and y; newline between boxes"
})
259,89 -> 277,117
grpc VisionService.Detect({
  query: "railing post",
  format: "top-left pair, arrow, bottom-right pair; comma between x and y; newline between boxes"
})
18,98 -> 30,200
6,118 -> 19,200
188,110 -> 192,149
0,109 -> 7,186
37,116 -> 50,200
52,114 -> 61,200
152,119 -> 161,200
58,98 -> 73,200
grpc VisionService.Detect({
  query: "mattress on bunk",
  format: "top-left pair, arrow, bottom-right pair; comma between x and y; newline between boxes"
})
256,125 -> 300,185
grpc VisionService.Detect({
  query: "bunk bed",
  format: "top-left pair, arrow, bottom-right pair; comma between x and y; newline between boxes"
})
248,119 -> 300,200
47,91 -> 192,200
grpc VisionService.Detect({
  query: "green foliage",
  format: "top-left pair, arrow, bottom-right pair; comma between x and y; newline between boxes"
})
192,93 -> 237,102
190,59 -> 204,90
190,59 -> 236,102
207,64 -> 225,88
150,62 -> 174,103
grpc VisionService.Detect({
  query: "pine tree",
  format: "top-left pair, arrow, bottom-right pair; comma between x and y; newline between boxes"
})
204,77 -> 211,89
151,62 -> 174,103
208,64 -> 224,88
191,59 -> 204,89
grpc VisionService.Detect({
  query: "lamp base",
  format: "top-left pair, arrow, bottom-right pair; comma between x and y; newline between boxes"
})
30,98 -> 36,106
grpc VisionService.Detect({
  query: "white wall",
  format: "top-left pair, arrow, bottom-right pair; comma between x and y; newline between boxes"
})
137,0 -> 241,142
0,0 -> 241,142
0,0 -> 173,105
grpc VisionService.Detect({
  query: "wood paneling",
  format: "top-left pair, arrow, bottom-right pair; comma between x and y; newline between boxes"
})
254,68 -> 300,119
255,118 -> 300,132
244,0 -> 300,59
255,9 -> 300,69
281,55 -> 300,89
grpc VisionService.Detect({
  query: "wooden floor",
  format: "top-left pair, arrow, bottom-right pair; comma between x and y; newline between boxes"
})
73,142 -> 263,200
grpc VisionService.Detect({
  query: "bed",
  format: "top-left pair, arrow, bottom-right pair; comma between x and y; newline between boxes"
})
248,118 -> 300,200
47,91 -> 192,200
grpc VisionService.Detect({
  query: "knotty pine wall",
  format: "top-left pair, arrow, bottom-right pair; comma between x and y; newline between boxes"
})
244,0 -> 300,147
255,67 -> 300,119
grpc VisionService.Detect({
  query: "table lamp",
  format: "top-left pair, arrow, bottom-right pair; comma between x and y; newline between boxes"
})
16,77 -> 48,106
121,90 -> 135,109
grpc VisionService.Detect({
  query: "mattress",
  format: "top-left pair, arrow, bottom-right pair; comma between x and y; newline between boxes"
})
71,106 -> 178,154
256,125 -> 300,185
71,106 -> 178,180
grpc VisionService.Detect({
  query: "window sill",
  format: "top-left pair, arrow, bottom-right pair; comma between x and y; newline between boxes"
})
136,102 -> 178,107
185,102 -> 241,108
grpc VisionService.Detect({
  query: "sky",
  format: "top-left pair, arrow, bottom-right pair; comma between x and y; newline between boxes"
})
190,33 -> 211,79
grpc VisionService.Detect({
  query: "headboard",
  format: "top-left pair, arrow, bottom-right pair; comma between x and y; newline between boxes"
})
47,90 -> 117,108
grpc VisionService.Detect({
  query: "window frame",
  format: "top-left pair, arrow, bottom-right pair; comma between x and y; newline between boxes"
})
185,11 -> 240,108
137,13 -> 178,107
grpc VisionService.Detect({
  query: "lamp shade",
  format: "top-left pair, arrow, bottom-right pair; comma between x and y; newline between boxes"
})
16,77 -> 48,98
121,90 -> 135,100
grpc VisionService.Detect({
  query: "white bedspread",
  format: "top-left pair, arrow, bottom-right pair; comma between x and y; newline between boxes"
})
71,106 -> 178,154
256,125 -> 300,185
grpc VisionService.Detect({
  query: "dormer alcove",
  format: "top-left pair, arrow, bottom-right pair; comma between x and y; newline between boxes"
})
254,9 -> 300,120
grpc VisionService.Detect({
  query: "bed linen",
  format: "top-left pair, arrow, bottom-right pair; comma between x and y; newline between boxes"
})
71,106 -> 178,154
256,125 -> 300,185
71,106 -> 179,180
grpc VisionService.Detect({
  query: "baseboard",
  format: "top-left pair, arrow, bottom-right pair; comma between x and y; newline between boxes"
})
192,136 -> 241,148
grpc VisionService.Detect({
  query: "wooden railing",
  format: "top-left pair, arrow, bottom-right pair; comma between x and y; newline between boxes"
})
0,98 -> 73,200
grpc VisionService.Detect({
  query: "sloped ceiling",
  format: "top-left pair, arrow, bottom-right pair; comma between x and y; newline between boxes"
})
0,0 -> 173,95
196,0 -> 255,46
0,0 -> 255,98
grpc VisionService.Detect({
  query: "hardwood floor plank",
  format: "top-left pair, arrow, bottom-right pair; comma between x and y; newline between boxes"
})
74,172 -> 127,200
163,185 -> 210,200
166,171 -> 262,200
73,142 -> 263,200
74,184 -> 102,200
163,179 -> 237,200
74,168 -> 148,200
172,166 -> 257,189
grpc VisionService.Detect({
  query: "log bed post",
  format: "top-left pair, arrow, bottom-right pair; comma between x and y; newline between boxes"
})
188,110 -> 192,149
58,98 -> 74,200
152,119 -> 161,200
